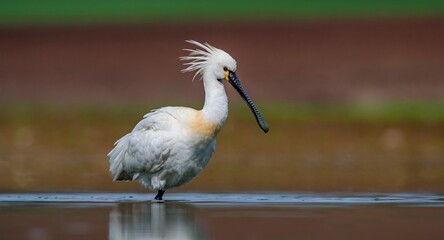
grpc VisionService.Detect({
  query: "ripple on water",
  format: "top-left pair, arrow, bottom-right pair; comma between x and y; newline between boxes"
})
0,193 -> 443,207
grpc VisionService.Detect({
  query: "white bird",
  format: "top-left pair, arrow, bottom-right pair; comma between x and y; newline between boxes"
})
108,40 -> 269,201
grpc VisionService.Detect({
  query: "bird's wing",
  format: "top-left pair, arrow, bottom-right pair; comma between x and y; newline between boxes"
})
108,108 -> 183,181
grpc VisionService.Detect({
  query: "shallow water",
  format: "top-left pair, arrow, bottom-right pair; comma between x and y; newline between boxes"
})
1,193 -> 444,240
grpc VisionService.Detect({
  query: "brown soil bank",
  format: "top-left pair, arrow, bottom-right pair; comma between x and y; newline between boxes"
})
1,18 -> 443,104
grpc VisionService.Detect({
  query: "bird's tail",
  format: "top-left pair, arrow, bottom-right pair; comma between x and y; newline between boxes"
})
108,133 -> 133,181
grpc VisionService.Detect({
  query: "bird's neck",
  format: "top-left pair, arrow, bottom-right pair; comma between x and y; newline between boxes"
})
201,75 -> 228,128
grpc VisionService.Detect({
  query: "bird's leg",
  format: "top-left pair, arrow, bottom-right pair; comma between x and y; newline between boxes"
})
154,190 -> 165,200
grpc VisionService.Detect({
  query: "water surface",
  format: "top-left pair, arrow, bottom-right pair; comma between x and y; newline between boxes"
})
1,193 -> 443,240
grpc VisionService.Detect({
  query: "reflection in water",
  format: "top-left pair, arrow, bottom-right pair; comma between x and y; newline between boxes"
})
109,203 -> 208,240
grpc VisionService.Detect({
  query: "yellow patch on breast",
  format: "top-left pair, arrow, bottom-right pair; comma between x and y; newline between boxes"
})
190,111 -> 220,138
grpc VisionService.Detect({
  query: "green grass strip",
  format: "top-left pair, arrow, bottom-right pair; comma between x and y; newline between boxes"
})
2,101 -> 444,124
234,101 -> 444,123
1,0 -> 444,26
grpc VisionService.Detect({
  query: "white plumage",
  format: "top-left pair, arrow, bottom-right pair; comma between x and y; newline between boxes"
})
108,40 -> 268,200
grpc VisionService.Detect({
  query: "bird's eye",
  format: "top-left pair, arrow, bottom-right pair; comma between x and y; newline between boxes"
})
223,67 -> 228,71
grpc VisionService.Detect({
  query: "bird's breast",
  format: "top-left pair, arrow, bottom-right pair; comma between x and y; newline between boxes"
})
189,111 -> 221,138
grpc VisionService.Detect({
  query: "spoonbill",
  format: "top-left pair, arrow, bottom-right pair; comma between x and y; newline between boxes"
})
108,40 -> 269,201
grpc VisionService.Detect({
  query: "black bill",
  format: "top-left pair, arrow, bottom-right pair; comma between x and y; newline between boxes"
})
228,71 -> 269,133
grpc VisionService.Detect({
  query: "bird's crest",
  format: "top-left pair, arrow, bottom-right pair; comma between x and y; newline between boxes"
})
180,40 -> 219,81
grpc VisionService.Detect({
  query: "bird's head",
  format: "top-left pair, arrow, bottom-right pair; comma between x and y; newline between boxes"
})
180,40 -> 237,81
180,40 -> 269,133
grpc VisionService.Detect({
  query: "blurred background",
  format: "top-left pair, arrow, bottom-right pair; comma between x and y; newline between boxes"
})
1,0 -> 444,193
